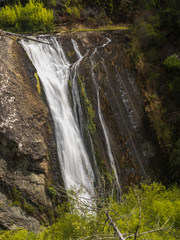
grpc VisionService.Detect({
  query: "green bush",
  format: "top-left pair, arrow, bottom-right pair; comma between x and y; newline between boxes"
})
0,0 -> 54,32
62,0 -> 82,19
164,55 -> 180,71
169,138 -> 180,183
164,55 -> 180,102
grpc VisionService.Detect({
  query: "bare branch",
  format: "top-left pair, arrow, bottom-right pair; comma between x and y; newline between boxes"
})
0,29 -> 51,45
134,190 -> 141,240
104,210 -> 125,240
125,227 -> 171,239
77,233 -> 118,240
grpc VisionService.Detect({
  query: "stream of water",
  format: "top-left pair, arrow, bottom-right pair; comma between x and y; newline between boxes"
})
89,39 -> 122,192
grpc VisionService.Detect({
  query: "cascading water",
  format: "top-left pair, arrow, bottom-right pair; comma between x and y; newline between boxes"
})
89,39 -> 121,192
69,39 -> 85,135
20,33 -> 151,203
96,44 -> 148,178
70,39 -> 101,187
21,37 -> 95,200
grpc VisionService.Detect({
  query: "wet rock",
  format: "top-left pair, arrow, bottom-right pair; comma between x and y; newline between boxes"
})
0,31 -> 157,230
0,192 -> 40,232
59,31 -> 156,187
0,36 -> 61,231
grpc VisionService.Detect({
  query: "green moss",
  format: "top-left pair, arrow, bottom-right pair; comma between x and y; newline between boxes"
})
11,186 -> 36,215
67,50 -> 75,57
47,186 -> 58,198
46,180 -> 59,205
11,200 -> 21,207
23,200 -> 35,214
46,122 -> 51,133
34,72 -> 42,95
12,186 -> 22,201
77,75 -> 96,134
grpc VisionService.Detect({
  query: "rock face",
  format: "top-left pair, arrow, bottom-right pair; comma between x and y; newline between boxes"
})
0,31 -> 156,231
59,31 -> 156,186
0,35 -> 61,231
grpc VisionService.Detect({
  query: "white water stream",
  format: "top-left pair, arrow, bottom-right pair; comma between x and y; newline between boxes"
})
21,37 -> 95,200
90,39 -> 121,192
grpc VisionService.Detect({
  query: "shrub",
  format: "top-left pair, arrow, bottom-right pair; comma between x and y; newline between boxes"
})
164,55 -> 180,71
170,138 -> 180,168
0,0 -> 54,32
164,55 -> 180,102
66,6 -> 81,19
62,0 -> 82,19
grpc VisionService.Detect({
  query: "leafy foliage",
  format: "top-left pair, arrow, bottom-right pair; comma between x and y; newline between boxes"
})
0,182 -> 179,239
0,229 -> 36,240
164,55 -> 180,71
98,182 -> 180,239
129,0 -> 180,183
0,0 -> 54,32
163,55 -> 180,103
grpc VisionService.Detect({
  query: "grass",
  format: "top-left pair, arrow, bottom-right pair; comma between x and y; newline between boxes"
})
55,24 -> 129,33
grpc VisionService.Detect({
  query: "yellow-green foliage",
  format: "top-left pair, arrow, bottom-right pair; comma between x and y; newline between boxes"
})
34,73 -> 42,95
0,0 -> 54,32
164,55 -> 180,70
66,6 -> 81,19
0,182 -> 179,239
96,182 -> 180,240
0,229 -> 36,240
62,0 -> 82,19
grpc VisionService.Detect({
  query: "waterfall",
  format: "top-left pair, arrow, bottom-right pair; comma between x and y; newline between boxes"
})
21,37 -> 95,200
20,34 -> 148,203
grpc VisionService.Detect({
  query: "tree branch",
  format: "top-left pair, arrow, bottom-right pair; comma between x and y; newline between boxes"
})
0,29 -> 51,45
125,228 -> 170,239
134,190 -> 141,240
104,210 -> 125,240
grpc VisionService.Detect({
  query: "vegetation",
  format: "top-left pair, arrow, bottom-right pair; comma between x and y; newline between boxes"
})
10,186 -> 36,215
0,182 -> 179,239
34,73 -> 42,95
55,25 -> 129,33
0,0 -> 54,32
128,0 -> 180,183
0,0 -> 179,237
77,75 -> 96,134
